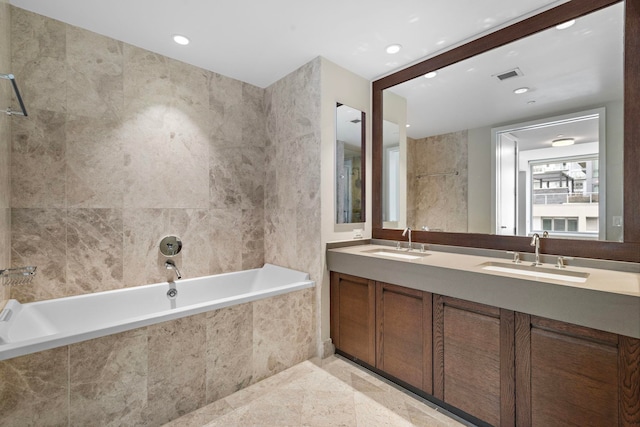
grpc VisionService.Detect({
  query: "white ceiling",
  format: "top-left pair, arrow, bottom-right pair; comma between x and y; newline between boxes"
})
391,2 -> 623,141
9,0 -> 622,151
9,0 -> 567,88
509,114 -> 600,152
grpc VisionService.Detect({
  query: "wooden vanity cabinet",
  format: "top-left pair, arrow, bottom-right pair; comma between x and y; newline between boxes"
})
433,295 -> 515,427
515,313 -> 640,427
330,271 -> 640,426
330,272 -> 376,366
376,282 -> 432,393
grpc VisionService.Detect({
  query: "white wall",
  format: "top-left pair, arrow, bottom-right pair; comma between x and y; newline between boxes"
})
467,126 -> 492,233
603,100 -> 624,242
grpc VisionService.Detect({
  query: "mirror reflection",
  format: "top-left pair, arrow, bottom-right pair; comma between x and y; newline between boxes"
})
382,3 -> 623,241
336,103 -> 365,224
382,119 -> 401,227
494,109 -> 607,240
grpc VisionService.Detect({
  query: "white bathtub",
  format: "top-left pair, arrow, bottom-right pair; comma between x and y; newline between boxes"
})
0,263 -> 314,361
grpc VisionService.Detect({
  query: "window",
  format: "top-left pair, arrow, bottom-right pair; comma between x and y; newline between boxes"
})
542,217 -> 578,232
531,156 -> 598,236
384,146 -> 400,222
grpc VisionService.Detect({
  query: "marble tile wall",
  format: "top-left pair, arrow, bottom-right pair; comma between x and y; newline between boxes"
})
0,0 -> 10,303
9,6 -> 266,303
262,59 -> 321,377
0,289 -> 313,426
407,131 -> 469,232
2,6 -> 321,426
264,58 -> 322,283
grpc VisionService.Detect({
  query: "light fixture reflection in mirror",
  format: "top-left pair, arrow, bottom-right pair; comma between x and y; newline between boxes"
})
379,2 -> 623,242
336,103 -> 365,224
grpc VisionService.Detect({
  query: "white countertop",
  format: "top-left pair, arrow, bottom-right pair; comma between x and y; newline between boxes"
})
327,243 -> 640,338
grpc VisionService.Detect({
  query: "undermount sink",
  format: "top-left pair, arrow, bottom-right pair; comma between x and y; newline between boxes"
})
363,248 -> 430,260
479,261 -> 589,283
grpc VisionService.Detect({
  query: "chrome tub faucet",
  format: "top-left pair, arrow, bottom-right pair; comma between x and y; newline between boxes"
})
165,260 -> 182,280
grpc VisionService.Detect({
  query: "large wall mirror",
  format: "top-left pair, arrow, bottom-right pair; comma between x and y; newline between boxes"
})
373,0 -> 640,262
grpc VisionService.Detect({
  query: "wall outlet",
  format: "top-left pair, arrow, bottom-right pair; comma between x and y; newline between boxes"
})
353,228 -> 363,239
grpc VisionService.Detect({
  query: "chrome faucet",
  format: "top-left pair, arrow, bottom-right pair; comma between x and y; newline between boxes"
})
165,260 -> 182,280
402,227 -> 412,251
530,233 -> 543,266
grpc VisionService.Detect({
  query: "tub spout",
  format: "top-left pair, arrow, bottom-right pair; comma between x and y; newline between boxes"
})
165,261 -> 182,280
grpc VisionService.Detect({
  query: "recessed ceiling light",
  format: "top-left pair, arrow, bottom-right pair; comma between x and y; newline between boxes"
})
552,138 -> 575,147
406,124 -> 411,128
386,44 -> 402,54
513,87 -> 529,94
424,71 -> 438,79
173,34 -> 190,45
556,20 -> 576,30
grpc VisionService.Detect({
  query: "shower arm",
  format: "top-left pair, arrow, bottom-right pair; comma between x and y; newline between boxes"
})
0,73 -> 28,117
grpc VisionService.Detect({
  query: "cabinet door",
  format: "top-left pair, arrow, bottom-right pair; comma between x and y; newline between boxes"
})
376,282 -> 432,393
515,313 -> 640,427
433,295 -> 515,427
330,272 -> 376,366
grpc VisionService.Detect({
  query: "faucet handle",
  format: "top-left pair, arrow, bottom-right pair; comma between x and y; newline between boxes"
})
507,251 -> 521,263
556,256 -> 574,268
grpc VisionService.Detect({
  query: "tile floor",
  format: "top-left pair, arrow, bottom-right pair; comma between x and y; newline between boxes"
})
164,355 -> 472,427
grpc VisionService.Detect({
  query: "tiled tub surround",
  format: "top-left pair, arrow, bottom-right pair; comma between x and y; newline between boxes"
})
9,6 -> 269,303
0,264 -> 314,360
0,286 -> 316,426
327,242 -> 640,339
4,5 -> 323,427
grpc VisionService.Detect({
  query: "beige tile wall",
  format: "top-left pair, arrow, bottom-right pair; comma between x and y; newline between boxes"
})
0,6 -> 321,426
407,131 -> 469,232
264,58 -> 322,283
0,0 -> 10,303
0,288 -> 313,426
9,7 -> 266,303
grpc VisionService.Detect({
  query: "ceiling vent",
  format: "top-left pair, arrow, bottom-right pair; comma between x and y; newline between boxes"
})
494,67 -> 524,81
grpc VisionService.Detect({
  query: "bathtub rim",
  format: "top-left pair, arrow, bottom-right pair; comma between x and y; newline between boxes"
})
0,264 -> 314,361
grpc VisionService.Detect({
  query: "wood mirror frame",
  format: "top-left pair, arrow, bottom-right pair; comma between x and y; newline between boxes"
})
372,0 -> 640,262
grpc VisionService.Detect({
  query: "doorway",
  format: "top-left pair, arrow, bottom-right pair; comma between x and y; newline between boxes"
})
492,108 -> 605,239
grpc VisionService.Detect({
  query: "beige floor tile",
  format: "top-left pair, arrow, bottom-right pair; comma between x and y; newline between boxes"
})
223,360 -> 316,409
206,389 -> 304,426
301,389 -> 356,427
284,367 -> 354,394
166,356 -> 470,427
354,392 -> 415,427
